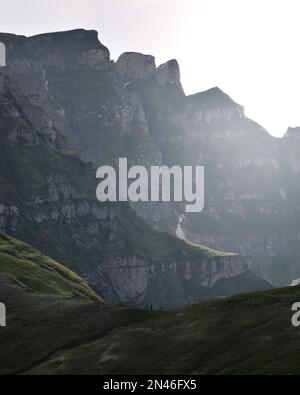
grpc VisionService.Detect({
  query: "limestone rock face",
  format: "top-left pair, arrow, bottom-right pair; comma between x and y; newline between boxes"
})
98,254 -> 252,309
155,59 -> 185,94
78,48 -> 111,70
30,29 -> 110,70
186,87 -> 245,122
284,126 -> 300,139
116,52 -> 156,82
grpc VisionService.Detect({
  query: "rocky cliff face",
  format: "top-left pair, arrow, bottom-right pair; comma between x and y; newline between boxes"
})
46,29 -> 298,289
135,77 -> 300,286
0,49 -> 268,308
1,29 -> 296,288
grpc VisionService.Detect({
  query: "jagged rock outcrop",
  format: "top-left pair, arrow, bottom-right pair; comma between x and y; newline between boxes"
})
185,87 -> 245,122
155,59 -> 184,94
284,126 -> 300,139
116,52 -> 156,82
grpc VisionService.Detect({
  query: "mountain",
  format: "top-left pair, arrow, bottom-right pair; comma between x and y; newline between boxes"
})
1,29 -> 298,287
0,234 -> 298,375
0,62 -> 269,309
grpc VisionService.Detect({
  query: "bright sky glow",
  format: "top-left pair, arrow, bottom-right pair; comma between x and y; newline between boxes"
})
1,0 -> 299,136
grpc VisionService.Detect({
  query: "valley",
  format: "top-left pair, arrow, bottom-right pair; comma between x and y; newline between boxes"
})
0,233 -> 299,375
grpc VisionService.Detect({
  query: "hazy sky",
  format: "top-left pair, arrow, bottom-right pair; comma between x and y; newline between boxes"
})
0,0 -> 299,137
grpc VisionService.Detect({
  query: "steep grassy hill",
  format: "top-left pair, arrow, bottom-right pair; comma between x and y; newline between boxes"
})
0,234 -> 299,375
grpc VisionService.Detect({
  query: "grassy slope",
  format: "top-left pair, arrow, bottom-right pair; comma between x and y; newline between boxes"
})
0,234 -> 299,375
0,233 -> 101,300
0,234 -> 146,374
30,286 -> 300,375
115,204 -> 235,258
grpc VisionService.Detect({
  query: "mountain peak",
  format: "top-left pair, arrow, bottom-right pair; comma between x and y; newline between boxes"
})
187,86 -> 244,114
284,126 -> 300,138
155,59 -> 185,94
116,52 -> 156,82
29,28 -> 98,39
28,28 -> 109,54
0,28 -> 111,69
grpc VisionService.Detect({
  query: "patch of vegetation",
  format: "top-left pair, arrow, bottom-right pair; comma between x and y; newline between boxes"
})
0,233 -> 101,301
0,235 -> 299,375
116,204 -> 234,258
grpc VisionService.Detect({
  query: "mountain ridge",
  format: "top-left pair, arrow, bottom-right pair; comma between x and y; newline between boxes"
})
0,60 -> 270,308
